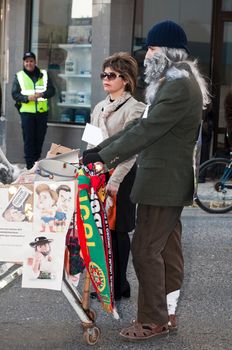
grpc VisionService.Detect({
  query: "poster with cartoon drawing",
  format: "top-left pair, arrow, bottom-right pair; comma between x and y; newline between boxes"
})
0,184 -> 33,262
33,181 -> 75,234
0,181 -> 76,290
21,181 -> 75,290
22,233 -> 66,290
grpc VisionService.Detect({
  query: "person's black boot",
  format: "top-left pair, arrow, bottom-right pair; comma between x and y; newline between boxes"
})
90,291 -> 100,302
121,280 -> 131,298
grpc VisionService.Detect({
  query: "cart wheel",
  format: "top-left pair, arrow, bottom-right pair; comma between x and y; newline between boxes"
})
86,309 -> 97,322
83,326 -> 101,345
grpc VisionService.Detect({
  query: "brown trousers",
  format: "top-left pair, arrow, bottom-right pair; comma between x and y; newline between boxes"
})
131,205 -> 184,324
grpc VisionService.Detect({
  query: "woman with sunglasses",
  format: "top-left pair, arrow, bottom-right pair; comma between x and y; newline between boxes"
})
85,52 -> 145,301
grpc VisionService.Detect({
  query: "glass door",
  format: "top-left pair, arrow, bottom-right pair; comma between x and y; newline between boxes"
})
218,21 -> 232,149
30,0 -> 92,125
210,1 -> 232,152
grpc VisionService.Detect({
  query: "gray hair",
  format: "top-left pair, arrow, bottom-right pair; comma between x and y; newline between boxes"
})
161,47 -> 211,109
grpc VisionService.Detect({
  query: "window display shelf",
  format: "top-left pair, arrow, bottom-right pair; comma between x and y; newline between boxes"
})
32,42 -> 59,49
57,40 -> 92,124
57,102 -> 91,108
58,43 -> 91,49
58,73 -> 91,78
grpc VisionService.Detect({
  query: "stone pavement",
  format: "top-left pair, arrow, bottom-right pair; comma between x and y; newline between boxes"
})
0,207 -> 231,350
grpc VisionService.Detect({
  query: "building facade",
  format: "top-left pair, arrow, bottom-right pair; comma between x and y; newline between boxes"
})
0,0 -> 231,162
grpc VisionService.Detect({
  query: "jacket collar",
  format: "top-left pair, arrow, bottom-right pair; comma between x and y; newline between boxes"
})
23,66 -> 42,79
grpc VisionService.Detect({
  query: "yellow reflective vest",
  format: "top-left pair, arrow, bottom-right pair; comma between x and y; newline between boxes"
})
17,70 -> 48,113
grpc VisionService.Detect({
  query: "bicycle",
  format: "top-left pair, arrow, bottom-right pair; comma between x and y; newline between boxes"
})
195,155 -> 232,213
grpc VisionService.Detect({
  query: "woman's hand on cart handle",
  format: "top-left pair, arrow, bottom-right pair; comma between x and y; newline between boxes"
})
94,162 -> 106,174
106,183 -> 118,196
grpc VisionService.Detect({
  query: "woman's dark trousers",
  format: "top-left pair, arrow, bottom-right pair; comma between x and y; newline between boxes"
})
111,229 -> 131,300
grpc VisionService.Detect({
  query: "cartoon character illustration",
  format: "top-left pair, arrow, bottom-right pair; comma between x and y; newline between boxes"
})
29,236 -> 55,279
36,184 -> 57,232
2,185 -> 33,222
3,206 -> 26,222
54,185 -> 72,231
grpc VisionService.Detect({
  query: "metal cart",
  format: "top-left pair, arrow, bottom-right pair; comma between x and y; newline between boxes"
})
0,262 -> 101,346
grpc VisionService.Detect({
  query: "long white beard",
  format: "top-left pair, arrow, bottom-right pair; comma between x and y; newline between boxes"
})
144,53 -> 168,83
144,53 -> 168,104
145,80 -> 160,105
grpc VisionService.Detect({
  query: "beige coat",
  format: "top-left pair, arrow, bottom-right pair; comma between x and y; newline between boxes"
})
88,96 -> 145,189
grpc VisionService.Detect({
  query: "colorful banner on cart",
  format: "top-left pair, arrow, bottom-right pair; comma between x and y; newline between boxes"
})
0,181 -> 75,290
76,168 -> 118,318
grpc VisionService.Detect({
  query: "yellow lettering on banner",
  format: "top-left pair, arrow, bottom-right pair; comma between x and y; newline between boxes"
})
80,204 -> 90,220
80,195 -> 90,220
80,195 -> 88,203
85,223 -> 93,239
80,194 -> 95,247
85,223 -> 96,247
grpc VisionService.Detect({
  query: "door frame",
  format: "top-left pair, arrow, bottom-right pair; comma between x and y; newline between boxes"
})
211,0 -> 232,151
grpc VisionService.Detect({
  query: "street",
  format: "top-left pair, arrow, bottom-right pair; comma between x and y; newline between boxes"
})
0,207 -> 231,350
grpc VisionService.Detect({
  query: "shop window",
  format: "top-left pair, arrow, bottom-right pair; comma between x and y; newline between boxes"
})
222,0 -> 232,11
132,0 -> 213,102
31,0 -> 92,125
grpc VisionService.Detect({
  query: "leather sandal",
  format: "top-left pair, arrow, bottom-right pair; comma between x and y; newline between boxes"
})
168,314 -> 178,331
119,320 -> 169,340
168,314 -> 177,332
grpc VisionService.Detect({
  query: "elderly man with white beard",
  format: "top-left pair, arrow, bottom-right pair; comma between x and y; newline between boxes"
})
83,20 -> 210,341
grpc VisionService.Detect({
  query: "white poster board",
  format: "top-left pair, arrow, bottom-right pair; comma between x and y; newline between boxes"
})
0,184 -> 34,262
0,181 -> 76,291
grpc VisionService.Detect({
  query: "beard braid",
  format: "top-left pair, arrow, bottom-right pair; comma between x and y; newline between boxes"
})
145,80 -> 160,105
144,53 -> 169,104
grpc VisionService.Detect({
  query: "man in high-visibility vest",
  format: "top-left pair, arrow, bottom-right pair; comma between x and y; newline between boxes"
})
12,51 -> 55,169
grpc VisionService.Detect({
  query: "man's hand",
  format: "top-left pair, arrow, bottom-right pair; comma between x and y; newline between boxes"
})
28,93 -> 43,101
35,92 -> 43,99
94,162 -> 105,173
28,94 -> 37,101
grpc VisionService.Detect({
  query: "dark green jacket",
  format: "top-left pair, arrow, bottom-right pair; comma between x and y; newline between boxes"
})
99,69 -> 203,206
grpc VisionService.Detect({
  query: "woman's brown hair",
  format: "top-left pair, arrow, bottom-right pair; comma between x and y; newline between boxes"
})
102,52 -> 138,94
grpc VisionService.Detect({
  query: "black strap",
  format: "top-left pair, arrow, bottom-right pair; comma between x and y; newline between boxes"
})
115,97 -> 131,111
101,97 -> 131,112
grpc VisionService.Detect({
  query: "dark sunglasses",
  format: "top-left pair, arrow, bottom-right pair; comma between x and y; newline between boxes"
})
100,72 -> 123,81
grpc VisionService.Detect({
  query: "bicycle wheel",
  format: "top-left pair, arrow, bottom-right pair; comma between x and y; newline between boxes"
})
195,157 -> 232,213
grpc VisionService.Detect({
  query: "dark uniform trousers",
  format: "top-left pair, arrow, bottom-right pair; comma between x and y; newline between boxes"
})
20,112 -> 48,169
131,204 -> 184,325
